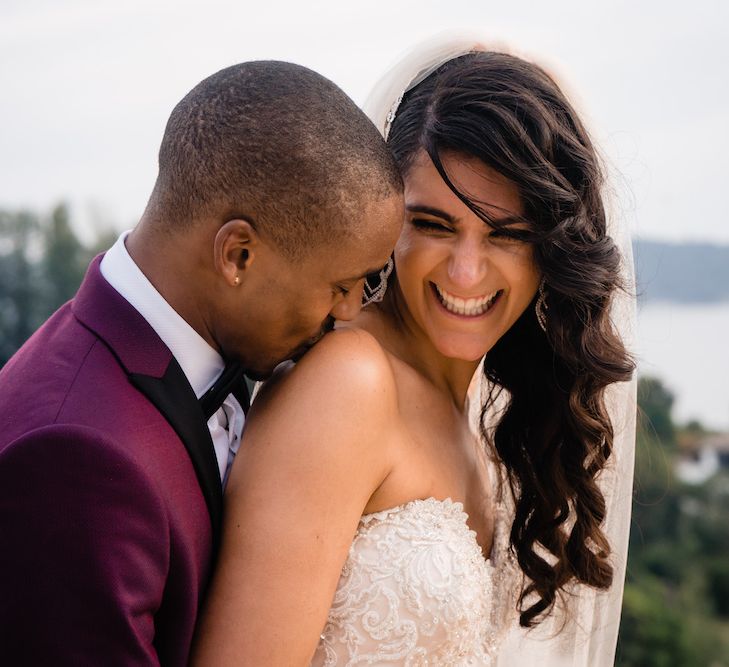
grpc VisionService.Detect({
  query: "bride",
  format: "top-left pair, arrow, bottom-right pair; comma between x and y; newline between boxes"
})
192,36 -> 636,666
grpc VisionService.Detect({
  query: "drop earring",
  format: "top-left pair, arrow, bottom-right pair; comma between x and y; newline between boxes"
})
362,256 -> 394,307
535,280 -> 548,333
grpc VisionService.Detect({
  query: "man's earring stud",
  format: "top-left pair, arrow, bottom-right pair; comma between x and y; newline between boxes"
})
234,275 -> 240,286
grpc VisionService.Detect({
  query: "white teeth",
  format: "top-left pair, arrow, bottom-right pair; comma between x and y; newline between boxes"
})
434,284 -> 500,316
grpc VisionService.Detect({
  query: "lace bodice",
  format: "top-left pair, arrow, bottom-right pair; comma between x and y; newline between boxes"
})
311,497 -> 515,666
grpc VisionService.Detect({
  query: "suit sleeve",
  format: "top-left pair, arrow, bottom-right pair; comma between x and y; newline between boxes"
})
0,424 -> 169,666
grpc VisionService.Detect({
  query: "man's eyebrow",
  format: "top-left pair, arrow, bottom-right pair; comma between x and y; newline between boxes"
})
355,262 -> 387,280
343,264 -> 390,283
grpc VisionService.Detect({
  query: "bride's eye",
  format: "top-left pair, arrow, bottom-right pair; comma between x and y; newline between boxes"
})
488,224 -> 534,245
412,218 -> 451,233
488,229 -> 521,243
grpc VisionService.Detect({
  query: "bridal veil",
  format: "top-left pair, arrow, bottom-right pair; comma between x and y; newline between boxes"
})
364,33 -> 637,667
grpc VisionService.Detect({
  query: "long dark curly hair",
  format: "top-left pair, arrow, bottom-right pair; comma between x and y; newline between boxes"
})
387,51 -> 635,627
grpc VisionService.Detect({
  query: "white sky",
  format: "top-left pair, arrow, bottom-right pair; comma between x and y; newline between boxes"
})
1,0 -> 727,243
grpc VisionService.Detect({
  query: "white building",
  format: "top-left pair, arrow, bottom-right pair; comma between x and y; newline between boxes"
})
675,434 -> 729,485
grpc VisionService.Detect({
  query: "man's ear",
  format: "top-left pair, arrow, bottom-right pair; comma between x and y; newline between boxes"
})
213,219 -> 259,286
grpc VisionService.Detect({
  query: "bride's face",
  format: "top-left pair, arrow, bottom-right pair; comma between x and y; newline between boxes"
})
394,150 -> 540,361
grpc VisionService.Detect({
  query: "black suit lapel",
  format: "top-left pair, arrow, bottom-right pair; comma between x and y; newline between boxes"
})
129,358 -> 223,548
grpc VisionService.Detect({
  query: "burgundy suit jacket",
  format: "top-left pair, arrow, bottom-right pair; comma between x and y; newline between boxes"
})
0,257 -> 224,666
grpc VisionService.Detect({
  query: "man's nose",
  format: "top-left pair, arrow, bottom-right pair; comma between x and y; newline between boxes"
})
330,280 -> 365,322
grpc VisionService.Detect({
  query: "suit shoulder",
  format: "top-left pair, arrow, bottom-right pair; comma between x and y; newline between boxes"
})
1,423 -> 154,479
0,423 -> 169,531
0,313 -> 108,445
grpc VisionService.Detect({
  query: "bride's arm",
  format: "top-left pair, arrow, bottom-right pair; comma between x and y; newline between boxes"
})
191,329 -> 398,666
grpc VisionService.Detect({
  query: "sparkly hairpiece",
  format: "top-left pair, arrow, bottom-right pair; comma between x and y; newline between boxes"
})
383,92 -> 405,140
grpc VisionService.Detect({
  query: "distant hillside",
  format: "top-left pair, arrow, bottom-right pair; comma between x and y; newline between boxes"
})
632,239 -> 729,304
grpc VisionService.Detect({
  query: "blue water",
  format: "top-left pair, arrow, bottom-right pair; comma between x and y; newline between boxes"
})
636,301 -> 729,430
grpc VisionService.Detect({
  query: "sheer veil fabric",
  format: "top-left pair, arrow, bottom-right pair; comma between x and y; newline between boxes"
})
364,33 -> 637,667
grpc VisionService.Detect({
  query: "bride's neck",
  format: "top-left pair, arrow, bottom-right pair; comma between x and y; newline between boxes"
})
356,292 -> 480,411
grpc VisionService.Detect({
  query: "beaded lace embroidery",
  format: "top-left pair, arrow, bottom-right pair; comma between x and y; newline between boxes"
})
311,497 -> 517,666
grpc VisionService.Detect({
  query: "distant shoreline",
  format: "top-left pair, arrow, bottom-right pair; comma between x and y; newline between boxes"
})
633,239 -> 729,304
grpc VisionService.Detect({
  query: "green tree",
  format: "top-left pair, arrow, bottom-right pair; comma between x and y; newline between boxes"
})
618,376 -> 729,666
638,376 -> 677,446
619,577 -> 695,667
0,210 -> 45,366
0,204 -> 116,369
41,203 -> 87,312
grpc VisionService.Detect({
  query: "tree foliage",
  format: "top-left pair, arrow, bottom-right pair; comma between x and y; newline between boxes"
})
0,204 -> 116,367
0,210 -> 45,365
617,376 -> 729,666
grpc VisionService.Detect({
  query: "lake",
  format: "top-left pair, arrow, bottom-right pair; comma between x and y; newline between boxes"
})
636,301 -> 729,431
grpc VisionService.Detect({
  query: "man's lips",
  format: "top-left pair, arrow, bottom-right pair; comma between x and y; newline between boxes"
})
290,318 -> 335,362
290,337 -> 320,362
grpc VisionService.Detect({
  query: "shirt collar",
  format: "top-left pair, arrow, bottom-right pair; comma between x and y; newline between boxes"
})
99,230 -> 224,398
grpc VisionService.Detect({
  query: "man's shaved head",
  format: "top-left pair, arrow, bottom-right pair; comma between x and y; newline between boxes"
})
145,60 -> 402,257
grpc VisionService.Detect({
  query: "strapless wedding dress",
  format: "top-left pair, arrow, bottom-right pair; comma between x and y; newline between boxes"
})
311,497 -> 515,666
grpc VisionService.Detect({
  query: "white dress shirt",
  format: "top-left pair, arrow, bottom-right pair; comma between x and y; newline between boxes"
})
100,230 -> 244,485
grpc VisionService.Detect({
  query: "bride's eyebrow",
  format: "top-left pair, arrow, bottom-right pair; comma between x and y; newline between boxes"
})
406,204 -> 456,223
490,215 -> 530,227
407,203 -> 526,227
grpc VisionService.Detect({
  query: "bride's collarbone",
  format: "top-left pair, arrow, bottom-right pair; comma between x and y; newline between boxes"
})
365,411 -> 495,556
355,346 -> 495,551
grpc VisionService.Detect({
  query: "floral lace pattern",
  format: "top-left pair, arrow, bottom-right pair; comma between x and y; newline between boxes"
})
311,498 -> 510,666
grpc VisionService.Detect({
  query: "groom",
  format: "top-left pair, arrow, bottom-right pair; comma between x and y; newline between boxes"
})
0,61 -> 402,665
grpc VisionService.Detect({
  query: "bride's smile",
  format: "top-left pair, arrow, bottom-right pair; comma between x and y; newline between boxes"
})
431,283 -> 503,317
393,150 -> 541,362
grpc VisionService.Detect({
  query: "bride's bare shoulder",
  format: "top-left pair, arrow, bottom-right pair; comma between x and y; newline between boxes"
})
248,328 -> 397,423
230,328 -> 399,503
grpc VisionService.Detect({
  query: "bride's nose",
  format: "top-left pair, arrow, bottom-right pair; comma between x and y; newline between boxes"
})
447,237 -> 487,289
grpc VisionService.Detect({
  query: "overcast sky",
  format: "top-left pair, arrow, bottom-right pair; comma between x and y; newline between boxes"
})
1,0 -> 727,243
